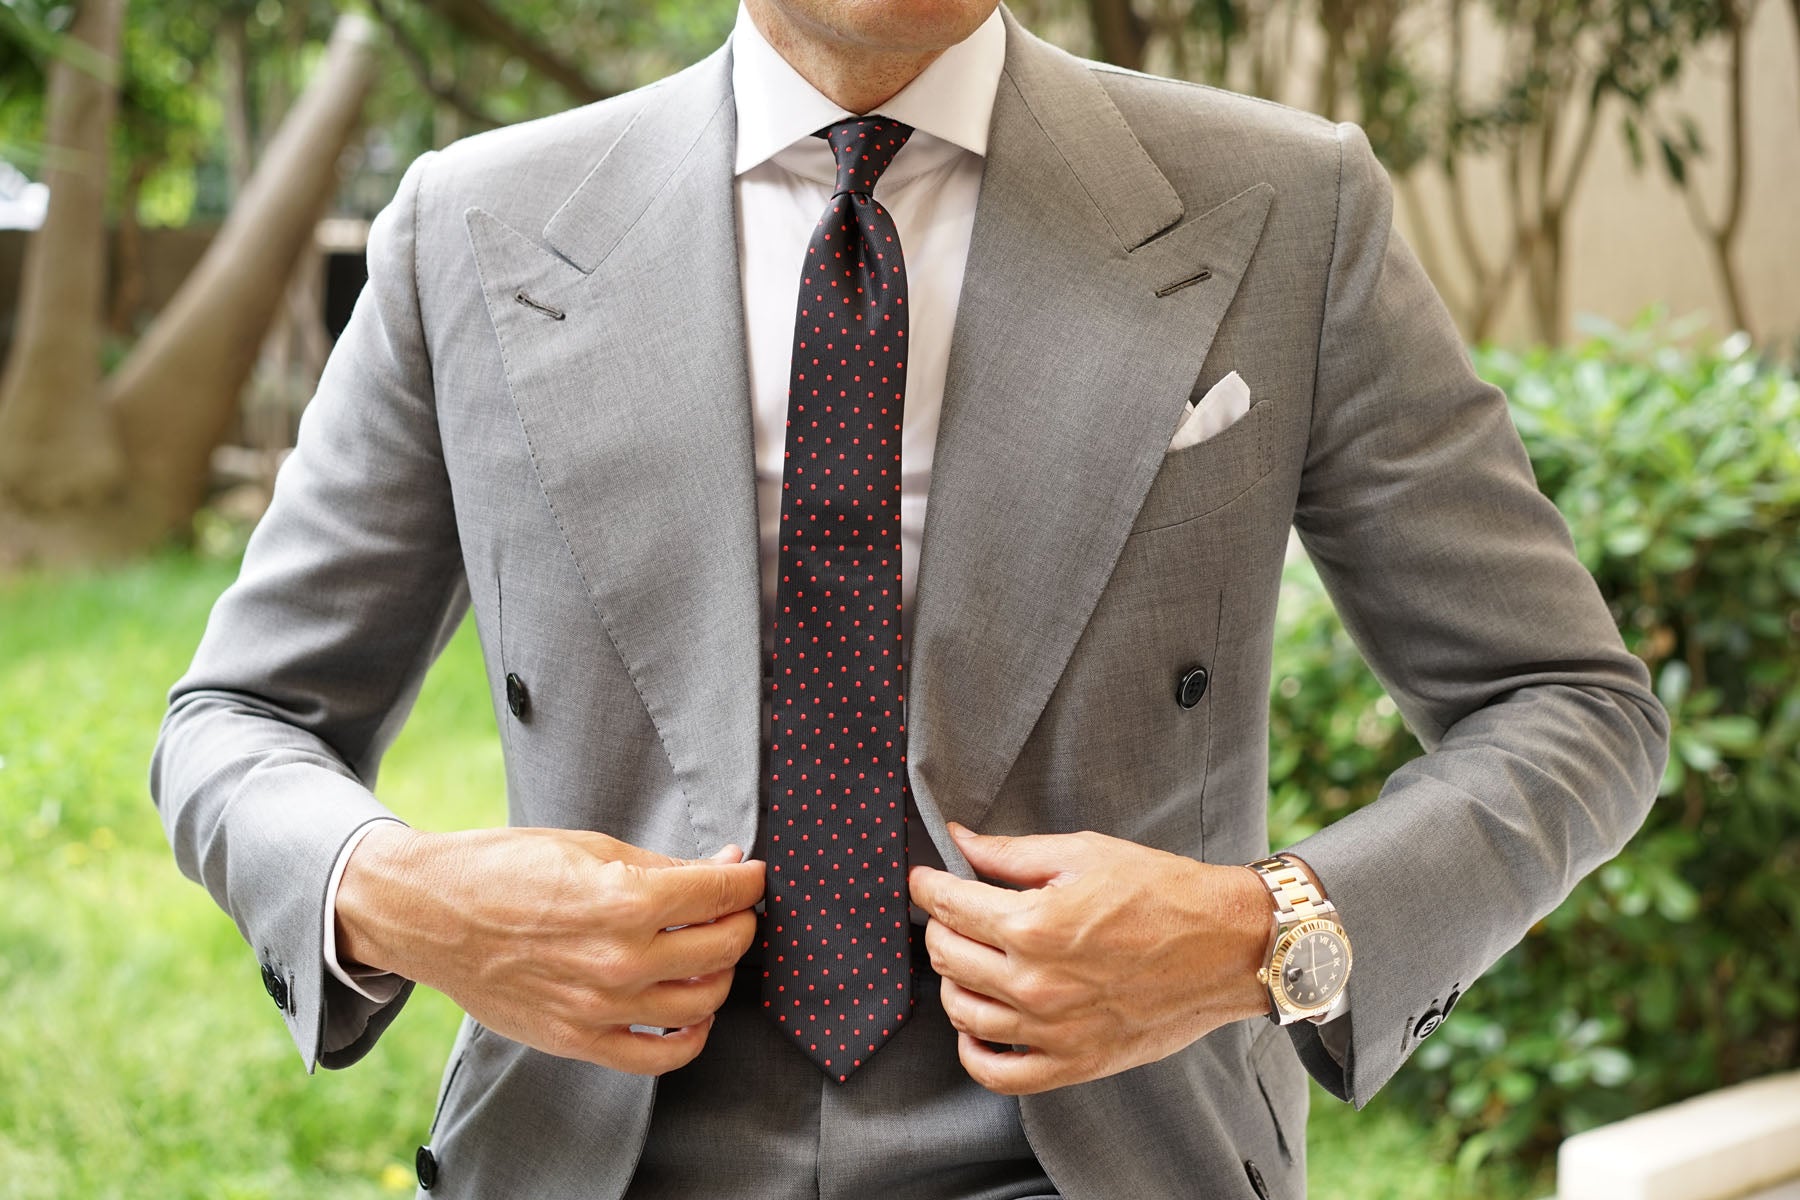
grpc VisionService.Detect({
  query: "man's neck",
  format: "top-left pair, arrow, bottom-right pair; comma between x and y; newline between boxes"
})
742,0 -> 946,114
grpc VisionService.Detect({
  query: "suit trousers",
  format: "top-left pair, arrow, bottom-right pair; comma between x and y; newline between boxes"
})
623,958 -> 1058,1199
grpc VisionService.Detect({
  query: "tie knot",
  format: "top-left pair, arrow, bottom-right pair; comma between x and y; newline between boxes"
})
817,117 -> 914,198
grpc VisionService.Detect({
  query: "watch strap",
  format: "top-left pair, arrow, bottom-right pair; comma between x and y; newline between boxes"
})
1246,853 -> 1330,918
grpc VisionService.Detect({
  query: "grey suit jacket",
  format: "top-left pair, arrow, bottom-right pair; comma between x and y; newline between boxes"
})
151,11 -> 1668,1198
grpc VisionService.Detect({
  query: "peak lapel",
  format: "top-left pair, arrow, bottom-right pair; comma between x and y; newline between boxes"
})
464,48 -> 764,856
907,17 -> 1274,848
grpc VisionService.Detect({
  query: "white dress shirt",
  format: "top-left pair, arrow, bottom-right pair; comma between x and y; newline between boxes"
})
323,4 -> 1006,1002
734,4 -> 1002,646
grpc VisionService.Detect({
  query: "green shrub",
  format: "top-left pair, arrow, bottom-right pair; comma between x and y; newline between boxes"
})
1268,315 -> 1800,1171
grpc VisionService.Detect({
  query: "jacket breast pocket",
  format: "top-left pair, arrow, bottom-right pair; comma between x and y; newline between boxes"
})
1130,396 -> 1279,534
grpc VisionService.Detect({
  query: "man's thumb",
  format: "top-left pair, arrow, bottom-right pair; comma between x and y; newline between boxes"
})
948,823 -> 1073,887
669,844 -> 745,867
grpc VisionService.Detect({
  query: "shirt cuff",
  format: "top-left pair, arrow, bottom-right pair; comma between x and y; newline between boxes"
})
323,818 -> 409,1003
1318,997 -> 1351,1063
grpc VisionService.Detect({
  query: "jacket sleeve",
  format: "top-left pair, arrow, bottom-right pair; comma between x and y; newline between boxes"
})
1282,124 -> 1669,1106
149,149 -> 466,1072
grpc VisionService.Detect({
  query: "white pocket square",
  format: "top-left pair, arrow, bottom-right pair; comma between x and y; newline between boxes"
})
1168,370 -> 1252,452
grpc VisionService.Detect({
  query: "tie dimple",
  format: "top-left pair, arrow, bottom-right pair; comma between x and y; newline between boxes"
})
760,116 -> 916,1083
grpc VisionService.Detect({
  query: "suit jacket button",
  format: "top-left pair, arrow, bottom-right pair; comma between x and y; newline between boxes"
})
260,962 -> 290,1011
1244,1159 -> 1271,1198
1176,665 -> 1210,709
1415,1009 -> 1444,1039
505,673 -> 530,719
416,1146 -> 438,1190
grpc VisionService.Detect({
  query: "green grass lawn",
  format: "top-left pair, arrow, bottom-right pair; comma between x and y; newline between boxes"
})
0,549 -> 1552,1199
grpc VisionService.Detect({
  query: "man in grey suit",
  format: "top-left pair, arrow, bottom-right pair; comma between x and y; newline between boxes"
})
151,0 -> 1668,1195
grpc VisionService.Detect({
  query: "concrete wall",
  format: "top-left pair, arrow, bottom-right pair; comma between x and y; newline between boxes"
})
1029,0 -> 1800,350
1392,1 -> 1800,349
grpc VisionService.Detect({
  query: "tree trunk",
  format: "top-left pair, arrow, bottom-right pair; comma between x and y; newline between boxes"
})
1087,0 -> 1150,71
1315,0 -> 1350,120
108,13 -> 383,535
1699,6 -> 1752,335
0,0 -> 128,513
1530,208 -> 1566,344
0,12 -> 382,570
219,9 -> 255,196
107,155 -> 154,337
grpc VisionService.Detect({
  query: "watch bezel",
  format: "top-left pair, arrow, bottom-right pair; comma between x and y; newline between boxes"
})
1265,915 -> 1353,1020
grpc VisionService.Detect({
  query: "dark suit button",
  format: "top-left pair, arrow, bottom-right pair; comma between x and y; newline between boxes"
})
1415,1009 -> 1444,1039
1244,1159 -> 1271,1198
416,1146 -> 438,1190
1445,986 -> 1462,1014
1176,665 -> 1210,709
505,673 -> 530,719
260,962 -> 289,1012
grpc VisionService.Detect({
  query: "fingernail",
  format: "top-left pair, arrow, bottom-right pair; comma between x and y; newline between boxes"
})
947,822 -> 971,839
710,845 -> 738,862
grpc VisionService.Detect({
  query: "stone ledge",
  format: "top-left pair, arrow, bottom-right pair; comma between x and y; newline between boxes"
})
1558,1071 -> 1800,1200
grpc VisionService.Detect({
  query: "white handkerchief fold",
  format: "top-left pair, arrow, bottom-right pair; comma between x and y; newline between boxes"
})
1169,370 -> 1252,452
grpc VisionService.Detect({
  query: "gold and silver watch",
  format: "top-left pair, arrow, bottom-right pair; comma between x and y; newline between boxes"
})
1247,853 -> 1352,1026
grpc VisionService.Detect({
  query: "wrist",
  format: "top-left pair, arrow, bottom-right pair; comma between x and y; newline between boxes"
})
1223,863 -> 1278,1022
334,822 -> 427,978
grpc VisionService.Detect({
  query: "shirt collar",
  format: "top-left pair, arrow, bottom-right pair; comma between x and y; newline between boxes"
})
730,3 -> 1005,178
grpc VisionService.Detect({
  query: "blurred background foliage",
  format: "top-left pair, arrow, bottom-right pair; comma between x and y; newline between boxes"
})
1267,314 -> 1800,1173
0,0 -> 738,225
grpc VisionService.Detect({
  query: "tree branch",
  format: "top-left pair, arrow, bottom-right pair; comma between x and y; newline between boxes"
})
419,0 -> 613,104
366,0 -> 507,129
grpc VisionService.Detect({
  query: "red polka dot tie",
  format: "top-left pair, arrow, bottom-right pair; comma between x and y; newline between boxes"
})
760,117 -> 916,1082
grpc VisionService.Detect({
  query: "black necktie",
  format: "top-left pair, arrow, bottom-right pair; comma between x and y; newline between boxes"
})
760,116 -> 916,1082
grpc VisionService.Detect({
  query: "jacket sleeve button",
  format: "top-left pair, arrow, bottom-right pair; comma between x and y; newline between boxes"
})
1244,1159 -> 1271,1198
1176,665 -> 1210,709
1414,1009 -> 1445,1039
505,673 -> 530,720
260,962 -> 289,1012
416,1146 -> 439,1190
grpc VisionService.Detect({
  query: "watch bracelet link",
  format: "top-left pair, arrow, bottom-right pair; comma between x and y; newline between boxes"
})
1246,853 -> 1329,917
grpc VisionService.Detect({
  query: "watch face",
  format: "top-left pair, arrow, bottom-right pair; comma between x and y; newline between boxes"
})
1271,919 -> 1351,1014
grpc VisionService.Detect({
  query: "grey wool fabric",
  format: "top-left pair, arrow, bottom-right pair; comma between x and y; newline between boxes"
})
150,9 -> 1668,1198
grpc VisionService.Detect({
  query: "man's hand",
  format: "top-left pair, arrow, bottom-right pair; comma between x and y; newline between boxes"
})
909,823 -> 1271,1095
335,824 -> 764,1075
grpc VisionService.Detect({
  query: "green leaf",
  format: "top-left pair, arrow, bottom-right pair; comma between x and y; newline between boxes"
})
1588,1048 -> 1634,1087
1605,525 -> 1653,556
1657,660 -> 1691,708
1622,114 -> 1644,169
1448,1078 -> 1489,1118
1653,875 -> 1700,922
1675,735 -> 1720,772
1689,716 -> 1761,753
1498,1071 -> 1537,1104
